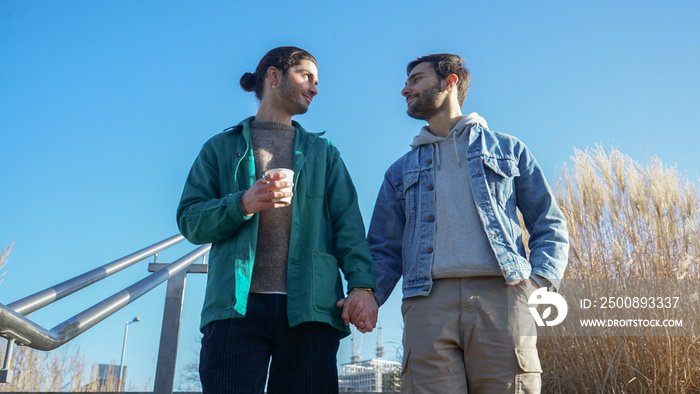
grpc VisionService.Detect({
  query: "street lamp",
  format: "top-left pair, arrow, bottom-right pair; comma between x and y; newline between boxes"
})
118,316 -> 140,391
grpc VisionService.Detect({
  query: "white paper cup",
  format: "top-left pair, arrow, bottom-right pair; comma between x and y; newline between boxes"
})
264,168 -> 294,204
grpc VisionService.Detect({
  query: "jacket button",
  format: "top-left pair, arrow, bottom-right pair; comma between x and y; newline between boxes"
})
427,185 -> 434,191
428,215 -> 435,222
427,159 -> 432,164
427,247 -> 433,253
422,285 -> 430,291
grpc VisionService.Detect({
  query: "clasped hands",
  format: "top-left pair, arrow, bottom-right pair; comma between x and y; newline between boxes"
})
336,289 -> 378,333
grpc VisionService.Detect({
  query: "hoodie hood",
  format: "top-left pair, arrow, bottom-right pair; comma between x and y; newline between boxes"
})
409,112 -> 489,169
410,112 -> 489,148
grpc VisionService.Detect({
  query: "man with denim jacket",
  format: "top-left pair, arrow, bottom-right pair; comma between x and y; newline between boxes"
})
368,53 -> 569,393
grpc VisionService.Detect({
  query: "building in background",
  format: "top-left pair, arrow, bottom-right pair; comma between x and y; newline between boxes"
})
338,327 -> 401,392
97,363 -> 124,391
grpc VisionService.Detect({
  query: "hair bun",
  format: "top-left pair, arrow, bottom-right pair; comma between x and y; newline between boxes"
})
239,72 -> 257,92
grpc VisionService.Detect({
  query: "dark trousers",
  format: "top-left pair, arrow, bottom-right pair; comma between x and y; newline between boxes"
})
199,293 -> 340,393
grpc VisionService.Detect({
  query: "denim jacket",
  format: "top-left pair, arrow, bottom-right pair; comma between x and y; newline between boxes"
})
368,117 -> 569,306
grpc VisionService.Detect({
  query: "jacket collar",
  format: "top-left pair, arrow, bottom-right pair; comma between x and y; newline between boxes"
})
223,116 -> 326,137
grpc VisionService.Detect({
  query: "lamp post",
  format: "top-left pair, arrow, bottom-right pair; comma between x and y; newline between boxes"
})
118,316 -> 140,391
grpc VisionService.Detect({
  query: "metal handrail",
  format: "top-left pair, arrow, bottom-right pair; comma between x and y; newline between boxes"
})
7,234 -> 185,316
0,242 -> 209,350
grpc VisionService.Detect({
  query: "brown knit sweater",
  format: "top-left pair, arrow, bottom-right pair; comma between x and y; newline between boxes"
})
248,120 -> 296,294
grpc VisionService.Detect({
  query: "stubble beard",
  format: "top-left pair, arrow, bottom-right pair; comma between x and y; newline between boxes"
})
407,81 -> 446,121
277,77 -> 310,116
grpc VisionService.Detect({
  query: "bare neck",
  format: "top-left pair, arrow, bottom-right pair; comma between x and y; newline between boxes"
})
426,106 -> 464,137
255,99 -> 293,125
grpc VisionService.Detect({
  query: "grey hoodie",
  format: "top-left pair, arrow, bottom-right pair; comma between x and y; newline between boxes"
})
411,112 -> 501,279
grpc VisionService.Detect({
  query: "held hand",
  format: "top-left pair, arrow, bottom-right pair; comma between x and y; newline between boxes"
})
240,172 -> 293,215
336,289 -> 378,333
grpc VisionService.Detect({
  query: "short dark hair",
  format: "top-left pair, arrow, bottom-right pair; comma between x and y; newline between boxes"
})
407,54 -> 470,106
240,46 -> 317,100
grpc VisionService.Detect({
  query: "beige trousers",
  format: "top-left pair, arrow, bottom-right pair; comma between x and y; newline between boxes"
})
401,277 -> 541,394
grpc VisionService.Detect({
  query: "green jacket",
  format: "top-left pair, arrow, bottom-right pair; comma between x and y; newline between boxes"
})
176,117 -> 375,336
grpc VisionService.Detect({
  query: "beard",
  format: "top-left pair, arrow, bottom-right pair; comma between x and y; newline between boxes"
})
277,77 -> 310,115
406,81 -> 446,120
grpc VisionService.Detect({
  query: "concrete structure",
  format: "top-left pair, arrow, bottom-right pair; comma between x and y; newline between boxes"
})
338,358 -> 401,392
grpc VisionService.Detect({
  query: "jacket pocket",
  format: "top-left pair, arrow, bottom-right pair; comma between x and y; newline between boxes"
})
311,251 -> 343,314
483,156 -> 520,206
400,170 -> 420,226
400,170 -> 419,197
300,164 -> 325,199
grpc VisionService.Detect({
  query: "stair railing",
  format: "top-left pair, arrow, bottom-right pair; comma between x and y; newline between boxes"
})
0,234 -> 210,393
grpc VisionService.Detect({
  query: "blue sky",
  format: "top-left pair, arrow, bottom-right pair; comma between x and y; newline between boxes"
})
1,0 -> 699,389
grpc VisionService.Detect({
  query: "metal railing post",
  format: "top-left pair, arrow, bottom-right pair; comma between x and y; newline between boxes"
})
0,339 -> 15,383
153,270 -> 187,394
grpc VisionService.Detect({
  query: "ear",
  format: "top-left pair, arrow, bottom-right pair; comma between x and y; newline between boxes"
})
266,66 -> 280,87
444,74 -> 459,92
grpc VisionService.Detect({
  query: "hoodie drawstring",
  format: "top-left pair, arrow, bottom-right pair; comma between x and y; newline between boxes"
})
454,131 -> 462,167
433,142 -> 441,170
433,126 -> 465,170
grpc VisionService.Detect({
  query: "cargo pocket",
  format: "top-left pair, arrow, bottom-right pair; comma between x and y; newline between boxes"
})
516,348 -> 542,373
515,348 -> 542,394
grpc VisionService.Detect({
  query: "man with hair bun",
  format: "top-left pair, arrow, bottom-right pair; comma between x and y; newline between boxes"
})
369,53 -> 569,393
177,46 -> 377,393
